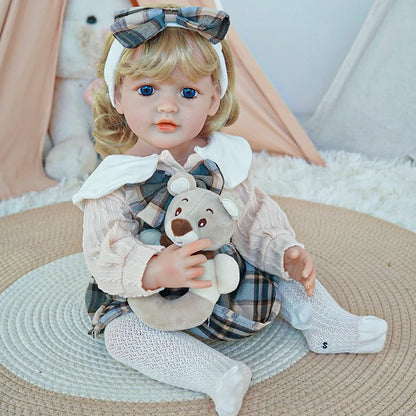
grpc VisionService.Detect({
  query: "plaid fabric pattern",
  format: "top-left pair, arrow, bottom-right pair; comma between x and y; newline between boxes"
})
130,159 -> 224,228
85,276 -> 131,339
111,6 -> 230,48
85,243 -> 281,341
196,243 -> 281,341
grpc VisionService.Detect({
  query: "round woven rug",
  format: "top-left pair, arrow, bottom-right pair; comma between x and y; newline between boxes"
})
1,198 -> 415,415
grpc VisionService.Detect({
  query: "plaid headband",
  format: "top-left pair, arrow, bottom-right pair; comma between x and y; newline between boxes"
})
104,6 -> 230,107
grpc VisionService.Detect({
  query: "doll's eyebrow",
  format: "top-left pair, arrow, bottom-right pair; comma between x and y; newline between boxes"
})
181,198 -> 189,202
206,208 -> 214,214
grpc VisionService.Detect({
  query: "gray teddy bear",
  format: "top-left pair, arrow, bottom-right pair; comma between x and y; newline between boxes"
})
128,172 -> 242,331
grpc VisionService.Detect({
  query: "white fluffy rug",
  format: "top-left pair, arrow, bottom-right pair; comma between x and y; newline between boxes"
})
1,150 -> 415,233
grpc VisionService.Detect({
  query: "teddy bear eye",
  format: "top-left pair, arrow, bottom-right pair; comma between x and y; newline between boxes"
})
175,207 -> 182,216
86,16 -> 97,24
198,218 -> 207,228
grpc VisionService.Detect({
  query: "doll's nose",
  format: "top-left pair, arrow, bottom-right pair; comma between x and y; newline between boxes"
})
157,96 -> 178,113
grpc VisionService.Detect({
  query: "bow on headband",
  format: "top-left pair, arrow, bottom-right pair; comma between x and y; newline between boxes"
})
111,6 -> 230,48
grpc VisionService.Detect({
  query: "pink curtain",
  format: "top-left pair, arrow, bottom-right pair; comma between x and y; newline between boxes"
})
0,0 -> 67,200
143,0 -> 325,166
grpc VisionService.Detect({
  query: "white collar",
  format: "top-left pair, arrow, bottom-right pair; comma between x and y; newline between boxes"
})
73,132 -> 252,209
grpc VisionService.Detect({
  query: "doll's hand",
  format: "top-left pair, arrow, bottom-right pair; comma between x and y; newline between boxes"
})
284,246 -> 316,297
142,239 -> 212,290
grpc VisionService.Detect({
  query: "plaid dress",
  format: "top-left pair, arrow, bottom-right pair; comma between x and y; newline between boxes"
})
85,160 -> 282,341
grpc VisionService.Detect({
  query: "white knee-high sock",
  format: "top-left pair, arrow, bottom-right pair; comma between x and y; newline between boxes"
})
105,313 -> 251,416
277,278 -> 387,354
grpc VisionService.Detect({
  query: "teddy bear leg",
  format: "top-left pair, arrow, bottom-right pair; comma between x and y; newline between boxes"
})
105,313 -> 251,416
277,278 -> 387,354
128,292 -> 215,331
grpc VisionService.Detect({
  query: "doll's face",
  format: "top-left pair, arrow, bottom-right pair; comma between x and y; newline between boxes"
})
115,63 -> 221,159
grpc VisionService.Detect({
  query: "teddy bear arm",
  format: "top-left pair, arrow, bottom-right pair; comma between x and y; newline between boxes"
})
138,229 -> 163,245
214,253 -> 240,294
50,79 -> 92,144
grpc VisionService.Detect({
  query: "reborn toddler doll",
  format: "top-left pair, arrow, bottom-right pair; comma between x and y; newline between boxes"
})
73,5 -> 387,416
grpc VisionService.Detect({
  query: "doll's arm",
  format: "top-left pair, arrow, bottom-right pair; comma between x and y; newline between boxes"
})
230,174 -> 304,280
82,190 -> 164,298
141,239 -> 213,291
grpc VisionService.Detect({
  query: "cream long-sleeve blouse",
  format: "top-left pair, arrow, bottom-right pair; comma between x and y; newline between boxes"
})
73,133 -> 302,299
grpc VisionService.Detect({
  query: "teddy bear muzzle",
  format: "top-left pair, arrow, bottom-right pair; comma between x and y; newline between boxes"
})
171,218 -> 192,236
167,218 -> 199,246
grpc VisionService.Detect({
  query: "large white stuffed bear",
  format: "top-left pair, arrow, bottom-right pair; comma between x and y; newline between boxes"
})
45,0 -> 132,181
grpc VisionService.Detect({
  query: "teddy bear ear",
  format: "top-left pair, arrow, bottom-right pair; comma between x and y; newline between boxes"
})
219,195 -> 243,220
167,172 -> 197,196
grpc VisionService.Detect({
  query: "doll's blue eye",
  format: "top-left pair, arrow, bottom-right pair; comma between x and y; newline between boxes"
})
181,88 -> 198,99
138,85 -> 155,96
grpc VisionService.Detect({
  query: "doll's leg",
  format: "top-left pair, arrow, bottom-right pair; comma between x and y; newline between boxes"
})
277,278 -> 387,354
105,312 -> 251,416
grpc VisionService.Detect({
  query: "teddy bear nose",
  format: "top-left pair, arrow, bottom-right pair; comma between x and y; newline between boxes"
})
171,218 -> 193,236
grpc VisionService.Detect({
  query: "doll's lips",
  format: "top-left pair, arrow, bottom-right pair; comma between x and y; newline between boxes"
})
157,120 -> 178,132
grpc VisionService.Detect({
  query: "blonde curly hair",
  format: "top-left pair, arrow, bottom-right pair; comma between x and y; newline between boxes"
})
92,26 -> 239,158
